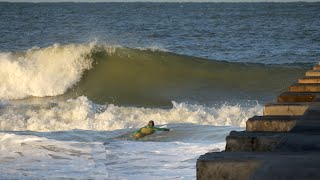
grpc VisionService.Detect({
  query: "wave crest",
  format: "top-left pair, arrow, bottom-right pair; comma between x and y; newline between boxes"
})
0,43 -> 95,100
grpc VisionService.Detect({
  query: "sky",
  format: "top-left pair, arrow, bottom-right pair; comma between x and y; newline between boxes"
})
0,0 -> 319,2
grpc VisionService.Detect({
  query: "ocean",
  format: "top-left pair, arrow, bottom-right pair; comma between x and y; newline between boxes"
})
0,2 -> 319,179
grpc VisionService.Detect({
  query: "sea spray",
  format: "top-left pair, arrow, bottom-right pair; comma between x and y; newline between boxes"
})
0,43 -> 95,100
0,96 -> 262,131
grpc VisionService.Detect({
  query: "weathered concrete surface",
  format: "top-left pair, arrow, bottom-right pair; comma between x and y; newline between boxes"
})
263,103 -> 310,115
306,70 -> 320,76
226,131 -> 320,153
197,152 -> 261,180
246,116 -> 301,132
313,65 -> 320,70
274,134 -> 320,152
250,153 -> 320,180
226,131 -> 284,152
289,83 -> 320,92
197,152 -> 320,180
299,76 -> 320,84
291,105 -> 320,133
291,119 -> 320,134
277,92 -> 317,102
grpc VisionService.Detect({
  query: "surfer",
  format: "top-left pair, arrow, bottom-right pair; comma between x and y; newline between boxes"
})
134,120 -> 169,139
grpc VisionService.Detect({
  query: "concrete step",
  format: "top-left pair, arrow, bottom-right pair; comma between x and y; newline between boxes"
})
299,76 -> 320,84
225,131 -> 284,152
275,133 -> 320,151
291,119 -> 320,134
277,92 -> 317,102
226,131 -> 320,152
306,70 -> 320,76
304,104 -> 320,115
313,65 -> 320,70
283,104 -> 320,133
226,120 -> 320,152
264,102 -> 310,115
246,115 -> 301,132
197,152 -> 320,180
289,83 -> 320,92
313,98 -> 320,102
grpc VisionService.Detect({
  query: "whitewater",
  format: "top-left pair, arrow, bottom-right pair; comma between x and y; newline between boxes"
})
0,2 -> 319,179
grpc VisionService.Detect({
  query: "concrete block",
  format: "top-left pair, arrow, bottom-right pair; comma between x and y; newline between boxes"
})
277,92 -> 317,102
289,83 -> 320,92
197,152 -> 261,180
299,77 -> 320,84
306,70 -> 320,76
313,65 -> 320,70
275,134 -> 320,152
226,132 -> 255,152
251,153 -> 320,180
197,152 -> 320,180
246,116 -> 301,132
225,131 -> 284,152
263,103 -> 310,115
291,119 -> 320,134
313,98 -> 320,102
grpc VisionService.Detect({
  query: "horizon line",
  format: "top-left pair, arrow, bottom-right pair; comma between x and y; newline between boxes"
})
1,0 -> 319,3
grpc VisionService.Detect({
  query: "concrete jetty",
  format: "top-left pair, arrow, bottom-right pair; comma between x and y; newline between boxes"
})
299,77 -> 320,84
197,65 -> 320,180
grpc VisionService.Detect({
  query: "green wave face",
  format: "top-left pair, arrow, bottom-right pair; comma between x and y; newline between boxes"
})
65,46 -> 306,107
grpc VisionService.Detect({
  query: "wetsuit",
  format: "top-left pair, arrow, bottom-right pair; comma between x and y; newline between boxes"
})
134,125 -> 169,139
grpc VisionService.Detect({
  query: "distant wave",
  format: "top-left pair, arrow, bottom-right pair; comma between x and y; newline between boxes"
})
0,43 -> 307,106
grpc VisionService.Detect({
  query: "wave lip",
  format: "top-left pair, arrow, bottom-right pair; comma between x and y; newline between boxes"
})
0,43 -> 94,100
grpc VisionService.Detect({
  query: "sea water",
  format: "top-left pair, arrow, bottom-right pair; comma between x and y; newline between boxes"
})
0,2 -> 319,179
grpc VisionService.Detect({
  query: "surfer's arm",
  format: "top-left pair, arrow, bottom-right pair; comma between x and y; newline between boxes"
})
153,127 -> 170,131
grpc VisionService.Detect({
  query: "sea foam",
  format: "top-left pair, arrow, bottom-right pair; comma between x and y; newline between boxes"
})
0,43 -> 94,100
0,96 -> 262,132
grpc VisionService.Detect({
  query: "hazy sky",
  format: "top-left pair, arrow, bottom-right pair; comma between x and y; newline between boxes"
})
5,0 -> 319,1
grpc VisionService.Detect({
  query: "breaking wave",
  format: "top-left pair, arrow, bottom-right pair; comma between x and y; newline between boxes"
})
0,43 -> 94,99
0,96 -> 262,131
0,42 -> 307,106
